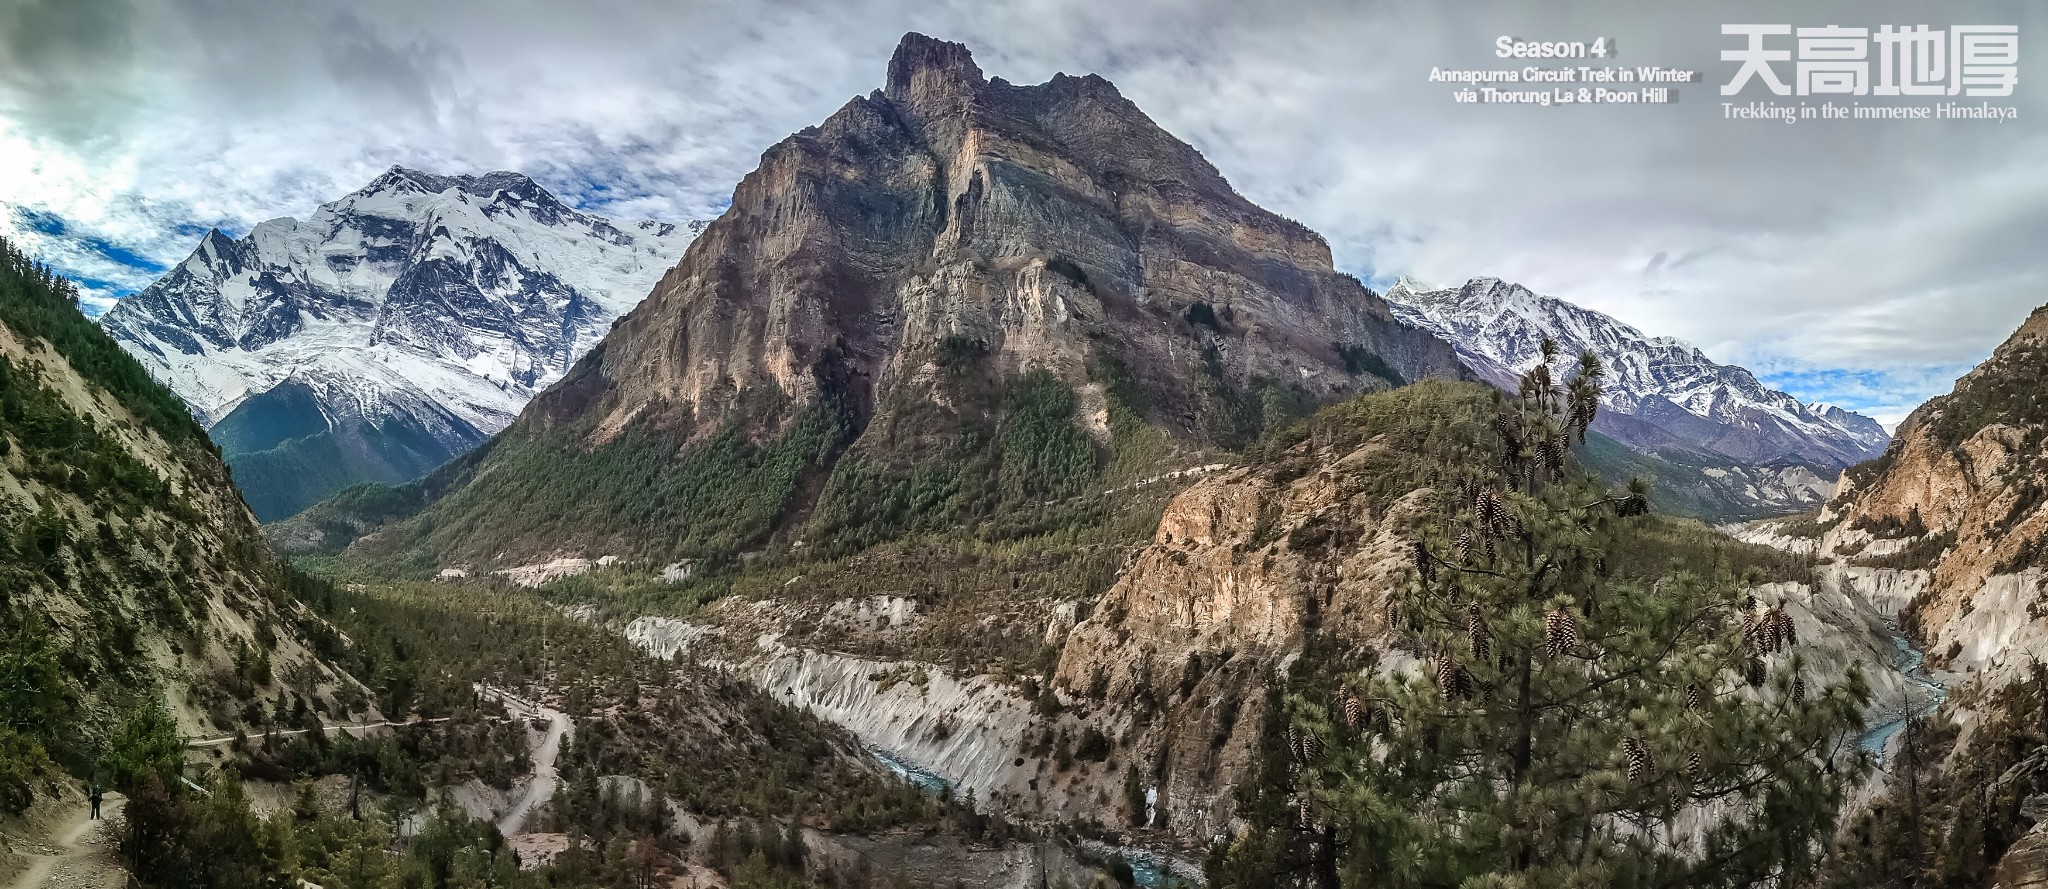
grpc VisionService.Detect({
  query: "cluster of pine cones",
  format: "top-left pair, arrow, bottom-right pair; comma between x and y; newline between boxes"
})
1467,601 -> 1491,660
1338,687 -> 1392,736
1287,725 -> 1325,765
1474,488 -> 1521,540
1742,603 -> 1798,654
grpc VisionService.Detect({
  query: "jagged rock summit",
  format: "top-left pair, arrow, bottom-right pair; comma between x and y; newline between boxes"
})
554,33 -> 1459,435
327,32 -> 1467,567
101,166 -> 702,520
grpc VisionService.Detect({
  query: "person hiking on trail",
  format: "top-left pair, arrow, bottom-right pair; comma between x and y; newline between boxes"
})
89,784 -> 103,820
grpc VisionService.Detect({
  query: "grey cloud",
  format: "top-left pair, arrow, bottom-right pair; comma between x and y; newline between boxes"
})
0,0 -> 2042,417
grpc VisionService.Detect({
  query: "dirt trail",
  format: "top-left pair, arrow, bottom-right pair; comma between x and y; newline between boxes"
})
184,717 -> 453,748
4,795 -> 124,889
480,685 -> 572,836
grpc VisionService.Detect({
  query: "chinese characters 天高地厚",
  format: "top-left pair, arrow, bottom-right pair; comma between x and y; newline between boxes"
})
1720,23 -> 2017,97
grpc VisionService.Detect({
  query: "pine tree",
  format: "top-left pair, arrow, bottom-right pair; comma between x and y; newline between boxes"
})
1125,765 -> 1150,827
1261,342 -> 1870,887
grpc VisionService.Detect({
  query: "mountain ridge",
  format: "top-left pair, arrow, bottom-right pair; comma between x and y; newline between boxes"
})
100,166 -> 702,519
0,235 -> 372,813
1385,275 -> 1888,467
323,31 -> 1469,569
1386,275 -> 1888,518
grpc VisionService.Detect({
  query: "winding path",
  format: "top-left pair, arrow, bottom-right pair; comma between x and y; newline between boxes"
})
184,717 -> 453,748
4,794 -> 124,889
479,685 -> 572,836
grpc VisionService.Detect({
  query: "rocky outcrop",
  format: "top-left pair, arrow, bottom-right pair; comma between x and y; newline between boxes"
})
1819,303 -> 2048,685
1050,382 -> 1926,840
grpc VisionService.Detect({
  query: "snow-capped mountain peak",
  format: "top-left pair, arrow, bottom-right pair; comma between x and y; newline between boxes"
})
1387,276 -> 1889,470
101,167 -> 705,520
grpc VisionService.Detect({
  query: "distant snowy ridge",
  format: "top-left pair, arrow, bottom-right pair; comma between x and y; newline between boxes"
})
101,166 -> 703,519
1386,276 -> 1888,470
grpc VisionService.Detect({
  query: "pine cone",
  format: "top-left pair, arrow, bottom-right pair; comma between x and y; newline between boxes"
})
1475,490 -> 1520,539
1492,413 -> 1520,449
1411,540 -> 1435,583
1617,492 -> 1650,517
1435,657 -> 1472,701
1773,608 -> 1798,649
1684,683 -> 1703,712
1746,657 -> 1767,688
1466,602 -> 1491,660
1455,531 -> 1475,563
1343,690 -> 1364,731
1297,797 -> 1316,830
1623,736 -> 1653,783
1570,394 -> 1597,442
1791,677 -> 1807,703
1544,608 -> 1577,658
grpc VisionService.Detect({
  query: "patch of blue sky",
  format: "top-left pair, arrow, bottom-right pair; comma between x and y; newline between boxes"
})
11,207 -> 169,276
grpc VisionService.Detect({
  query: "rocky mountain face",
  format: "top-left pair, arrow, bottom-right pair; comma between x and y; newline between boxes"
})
0,238 -> 370,807
1388,277 -> 1889,518
1811,303 -> 2048,685
325,32 -> 1465,568
99,167 -> 700,520
1741,304 -> 2048,889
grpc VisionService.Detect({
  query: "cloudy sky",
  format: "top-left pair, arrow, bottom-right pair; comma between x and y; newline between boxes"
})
2,0 -> 2042,426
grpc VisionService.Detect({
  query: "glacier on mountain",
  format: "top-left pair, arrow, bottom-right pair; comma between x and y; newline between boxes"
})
1385,276 -> 1888,470
101,166 -> 702,519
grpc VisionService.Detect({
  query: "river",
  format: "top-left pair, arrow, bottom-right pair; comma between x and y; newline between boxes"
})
865,746 -> 1204,887
1855,620 -> 1949,764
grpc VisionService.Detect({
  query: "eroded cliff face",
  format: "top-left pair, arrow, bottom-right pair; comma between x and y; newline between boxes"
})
597,381 -> 1925,851
1035,384 -> 1498,840
528,32 -> 1463,447
1821,304 -> 2048,684
1048,449 -> 1424,840
1046,381 -> 1926,843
